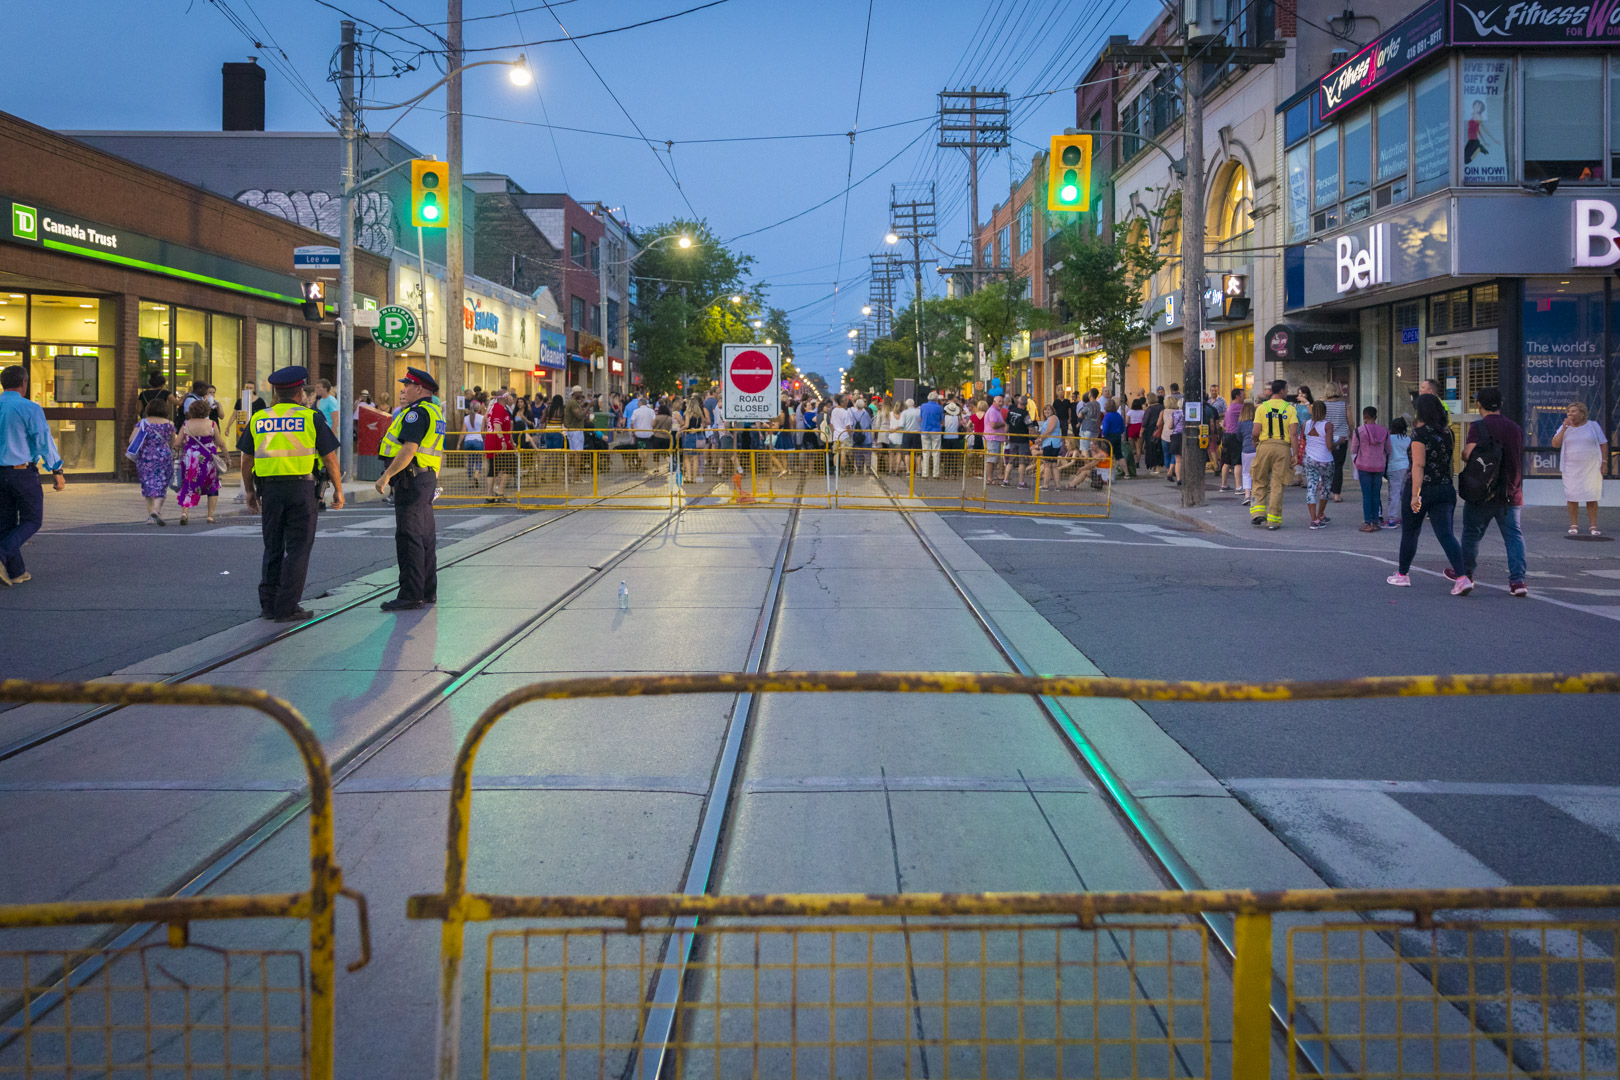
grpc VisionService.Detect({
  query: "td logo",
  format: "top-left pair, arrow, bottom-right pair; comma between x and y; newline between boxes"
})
12,203 -> 38,242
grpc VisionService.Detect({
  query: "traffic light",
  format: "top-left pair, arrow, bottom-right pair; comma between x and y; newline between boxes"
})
1046,134 -> 1092,213
411,159 -> 449,228
299,280 -> 325,322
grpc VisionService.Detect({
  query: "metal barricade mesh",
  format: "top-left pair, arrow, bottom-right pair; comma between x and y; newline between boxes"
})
1288,920 -> 1620,1079
483,919 -> 1210,1079
678,448 -> 833,509
0,945 -> 307,1079
436,449 -> 672,509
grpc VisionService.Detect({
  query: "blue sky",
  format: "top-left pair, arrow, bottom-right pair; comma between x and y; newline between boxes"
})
2,0 -> 1156,377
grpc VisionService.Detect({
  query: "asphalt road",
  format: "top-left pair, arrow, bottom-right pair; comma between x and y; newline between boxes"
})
2,506 -> 529,685
946,504 -> 1620,889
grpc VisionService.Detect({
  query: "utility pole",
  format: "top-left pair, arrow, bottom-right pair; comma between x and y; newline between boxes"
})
889,183 -> 936,380
597,213 -> 610,394
337,19 -> 357,480
867,253 -> 902,337
1103,21 -> 1282,509
938,88 -> 1009,294
445,0 -> 465,413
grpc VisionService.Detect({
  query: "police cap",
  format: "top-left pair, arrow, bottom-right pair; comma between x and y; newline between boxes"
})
399,367 -> 439,393
267,366 -> 309,388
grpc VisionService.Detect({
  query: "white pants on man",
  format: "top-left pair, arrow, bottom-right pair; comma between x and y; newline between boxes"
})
920,433 -> 943,477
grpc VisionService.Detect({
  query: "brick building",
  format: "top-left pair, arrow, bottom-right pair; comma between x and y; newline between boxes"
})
973,152 -> 1053,401
0,109 -> 388,479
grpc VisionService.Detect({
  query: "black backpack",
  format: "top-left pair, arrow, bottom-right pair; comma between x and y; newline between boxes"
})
1458,421 -> 1504,504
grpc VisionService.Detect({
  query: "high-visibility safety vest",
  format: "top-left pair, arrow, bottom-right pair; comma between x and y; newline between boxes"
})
1254,398 -> 1296,443
380,400 -> 445,470
250,402 -> 320,478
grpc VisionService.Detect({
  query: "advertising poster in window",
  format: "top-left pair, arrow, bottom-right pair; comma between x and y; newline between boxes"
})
1522,283 -> 1605,471
1286,145 -> 1310,243
1460,59 -> 1508,184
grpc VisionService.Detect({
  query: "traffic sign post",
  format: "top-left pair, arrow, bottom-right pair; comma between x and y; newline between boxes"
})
721,344 -> 780,422
372,305 -> 420,352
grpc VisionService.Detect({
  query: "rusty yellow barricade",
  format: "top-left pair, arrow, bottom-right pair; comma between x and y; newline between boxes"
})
436,448 -> 675,510
0,681 -> 368,1080
408,670 -> 1620,1080
677,446 -> 834,509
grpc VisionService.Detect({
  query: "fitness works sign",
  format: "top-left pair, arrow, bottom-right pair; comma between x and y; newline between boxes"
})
1319,0 -> 1448,118
1453,0 -> 1620,43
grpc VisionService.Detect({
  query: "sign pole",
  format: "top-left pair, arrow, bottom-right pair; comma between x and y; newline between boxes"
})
418,225 -> 433,392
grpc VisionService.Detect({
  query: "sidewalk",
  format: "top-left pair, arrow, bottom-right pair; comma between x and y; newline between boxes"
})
1110,472 -> 1620,560
38,479 -> 392,531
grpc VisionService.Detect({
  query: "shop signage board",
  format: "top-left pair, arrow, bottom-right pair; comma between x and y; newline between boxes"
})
721,343 -> 779,421
1452,0 -> 1620,44
538,326 -> 566,370
1264,324 -> 1362,364
1299,199 -> 1449,307
2,194 -> 308,305
372,305 -> 420,351
1318,0 -> 1447,119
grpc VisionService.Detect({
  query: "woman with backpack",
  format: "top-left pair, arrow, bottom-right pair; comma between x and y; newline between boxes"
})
1387,394 -> 1471,594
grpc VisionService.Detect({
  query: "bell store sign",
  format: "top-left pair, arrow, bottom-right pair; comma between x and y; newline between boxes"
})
1572,199 -> 1620,267
1335,222 -> 1391,293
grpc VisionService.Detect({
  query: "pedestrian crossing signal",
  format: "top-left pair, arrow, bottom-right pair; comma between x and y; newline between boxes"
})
411,159 -> 449,229
1046,134 -> 1092,213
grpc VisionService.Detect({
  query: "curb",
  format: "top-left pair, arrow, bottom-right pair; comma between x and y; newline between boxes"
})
1108,484 -> 1230,534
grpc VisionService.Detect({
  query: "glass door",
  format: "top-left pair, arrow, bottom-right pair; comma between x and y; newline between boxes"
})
1430,348 -> 1499,470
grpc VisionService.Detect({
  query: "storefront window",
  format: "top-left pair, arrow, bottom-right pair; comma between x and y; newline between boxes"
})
1413,67 -> 1450,196
1460,57 -> 1511,185
14,294 -> 116,473
1522,279 -> 1605,450
211,314 -> 242,416
1213,163 -> 1253,252
1375,91 -> 1408,187
174,307 -> 208,392
1392,300 -> 1422,423
1524,56 -> 1603,182
1312,126 -> 1339,209
1342,109 -> 1371,199
1285,143 -> 1310,243
256,321 -> 308,374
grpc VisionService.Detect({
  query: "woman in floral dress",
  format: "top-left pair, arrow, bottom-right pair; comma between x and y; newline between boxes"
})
134,397 -> 175,525
174,397 -> 227,524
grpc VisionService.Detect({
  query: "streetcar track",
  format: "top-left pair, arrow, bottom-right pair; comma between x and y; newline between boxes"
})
0,507 -> 587,762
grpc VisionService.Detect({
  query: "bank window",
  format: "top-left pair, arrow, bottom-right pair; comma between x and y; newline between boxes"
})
253,320 -> 307,378
1413,67 -> 1450,196
1524,56 -> 1603,181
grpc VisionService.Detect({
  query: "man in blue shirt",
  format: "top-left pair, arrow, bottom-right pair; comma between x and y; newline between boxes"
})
918,390 -> 945,478
0,365 -> 66,586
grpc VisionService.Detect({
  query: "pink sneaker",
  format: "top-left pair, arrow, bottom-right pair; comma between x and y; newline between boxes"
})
1386,573 -> 1411,587
1450,574 -> 1474,596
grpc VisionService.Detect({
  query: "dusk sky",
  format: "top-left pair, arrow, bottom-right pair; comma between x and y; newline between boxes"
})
2,0 -> 1156,377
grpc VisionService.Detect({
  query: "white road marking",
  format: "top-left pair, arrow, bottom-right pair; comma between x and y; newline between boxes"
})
1230,777 -> 1620,801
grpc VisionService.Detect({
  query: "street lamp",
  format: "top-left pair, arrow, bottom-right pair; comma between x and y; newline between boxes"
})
730,295 -> 742,304
885,231 -> 899,245
861,305 -> 872,316
847,329 -> 858,339
677,236 -> 693,248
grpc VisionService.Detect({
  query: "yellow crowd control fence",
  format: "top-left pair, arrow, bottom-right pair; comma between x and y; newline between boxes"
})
0,681 -> 369,1080
408,670 -> 1620,1080
425,433 -> 1114,516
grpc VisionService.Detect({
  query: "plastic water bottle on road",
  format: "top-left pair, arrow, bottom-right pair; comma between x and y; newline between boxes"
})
618,581 -> 629,611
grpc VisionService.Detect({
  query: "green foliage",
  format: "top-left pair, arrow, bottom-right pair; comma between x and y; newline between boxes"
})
958,277 -> 1054,379
1048,222 -> 1165,389
629,218 -> 759,396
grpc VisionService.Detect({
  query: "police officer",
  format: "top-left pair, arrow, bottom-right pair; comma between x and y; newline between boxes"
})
374,367 -> 444,611
238,366 -> 343,622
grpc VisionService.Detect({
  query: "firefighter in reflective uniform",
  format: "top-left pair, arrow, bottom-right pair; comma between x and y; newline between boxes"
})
1249,378 -> 1298,531
238,366 -> 343,622
374,367 -> 444,611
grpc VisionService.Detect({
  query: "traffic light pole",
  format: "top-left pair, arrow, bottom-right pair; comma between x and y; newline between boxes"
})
337,19 -> 357,481
445,0 -> 465,417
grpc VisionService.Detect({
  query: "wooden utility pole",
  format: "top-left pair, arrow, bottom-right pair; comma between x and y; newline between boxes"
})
445,0 -> 464,412
938,88 -> 1009,294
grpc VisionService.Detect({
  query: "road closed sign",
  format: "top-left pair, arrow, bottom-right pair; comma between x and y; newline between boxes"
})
721,343 -> 779,421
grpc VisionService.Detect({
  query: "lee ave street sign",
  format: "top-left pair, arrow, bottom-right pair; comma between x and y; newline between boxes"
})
721,344 -> 779,421
372,305 -> 420,351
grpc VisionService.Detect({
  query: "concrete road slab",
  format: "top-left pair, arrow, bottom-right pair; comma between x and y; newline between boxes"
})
213,604 -> 532,673
768,605 -> 1006,671
779,566 -> 961,608
488,607 -> 760,673
568,565 -> 774,608
716,791 -> 900,894
423,563 -> 587,607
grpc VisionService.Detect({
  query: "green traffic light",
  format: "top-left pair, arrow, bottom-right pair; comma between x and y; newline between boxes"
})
422,195 -> 440,221
1060,184 -> 1079,202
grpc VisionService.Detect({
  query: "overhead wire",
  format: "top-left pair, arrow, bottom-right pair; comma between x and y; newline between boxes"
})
461,0 -> 732,52
506,0 -> 571,190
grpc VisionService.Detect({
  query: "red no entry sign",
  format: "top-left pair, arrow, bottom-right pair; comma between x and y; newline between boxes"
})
721,343 -> 779,421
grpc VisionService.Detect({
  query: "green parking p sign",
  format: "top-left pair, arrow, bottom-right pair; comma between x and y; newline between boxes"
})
372,305 -> 419,351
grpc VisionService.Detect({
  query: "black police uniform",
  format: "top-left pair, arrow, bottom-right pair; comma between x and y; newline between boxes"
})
238,408 -> 339,619
383,405 -> 438,604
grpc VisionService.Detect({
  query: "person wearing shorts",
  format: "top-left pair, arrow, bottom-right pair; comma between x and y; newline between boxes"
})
983,395 -> 1007,481
1002,394 -> 1032,487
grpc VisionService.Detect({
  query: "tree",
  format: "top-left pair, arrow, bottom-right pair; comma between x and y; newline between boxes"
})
959,277 -> 1054,380
1047,223 -> 1164,391
846,349 -> 890,397
630,218 -> 757,395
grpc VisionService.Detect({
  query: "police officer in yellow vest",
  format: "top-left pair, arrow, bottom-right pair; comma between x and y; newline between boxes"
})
373,367 -> 444,611
237,366 -> 343,622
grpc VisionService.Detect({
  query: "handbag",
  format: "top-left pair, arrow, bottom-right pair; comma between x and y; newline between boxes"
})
125,420 -> 148,461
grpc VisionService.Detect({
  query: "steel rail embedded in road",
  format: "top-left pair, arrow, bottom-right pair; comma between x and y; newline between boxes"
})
0,506 -> 587,764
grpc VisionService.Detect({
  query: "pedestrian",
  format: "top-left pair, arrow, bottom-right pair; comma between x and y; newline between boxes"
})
1158,394 -> 1181,485
131,395 -> 176,525
942,393 -> 963,453
314,378 -> 341,438
1219,388 -> 1244,492
885,398 -> 906,474
1387,393 -> 1470,593
137,373 -> 171,420
486,390 -> 517,499
983,395 -> 1008,482
1384,418 -> 1411,527
461,392 -> 487,491
1459,388 -> 1527,596
0,364 -> 66,587
900,396 -> 922,455
772,400 -> 795,477
374,367 -> 443,612
240,366 -> 342,622
175,397 -> 227,525
1238,401 -> 1257,505
918,391 -> 944,478
1350,406 -> 1389,532
1302,400 -> 1334,529
1292,385 -> 1314,487
1124,394 -> 1145,478
1100,399 -> 1125,476
1250,379 -> 1296,530
968,397 -> 987,453
648,403 -> 674,474
1141,393 -> 1164,475
1323,385 -> 1350,502
1037,404 -> 1062,489
1551,400 -> 1608,536
1003,394 -> 1033,488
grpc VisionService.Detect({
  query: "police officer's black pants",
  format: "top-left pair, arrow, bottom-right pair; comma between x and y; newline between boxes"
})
392,467 -> 438,602
258,479 -> 318,617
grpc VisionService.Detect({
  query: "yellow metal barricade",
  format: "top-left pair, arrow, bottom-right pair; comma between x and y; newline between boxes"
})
677,445 -> 833,509
409,670 -> 1620,1080
962,438 -> 1113,518
0,681 -> 368,1080
437,447 -> 673,509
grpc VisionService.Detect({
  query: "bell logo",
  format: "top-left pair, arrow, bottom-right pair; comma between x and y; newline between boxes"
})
1335,223 -> 1390,293
1573,199 -> 1620,267
11,203 -> 37,242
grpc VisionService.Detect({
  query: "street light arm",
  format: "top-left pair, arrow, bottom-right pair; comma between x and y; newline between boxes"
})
360,59 -> 521,112
1063,127 -> 1186,175
344,155 -> 417,198
608,233 -> 692,268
